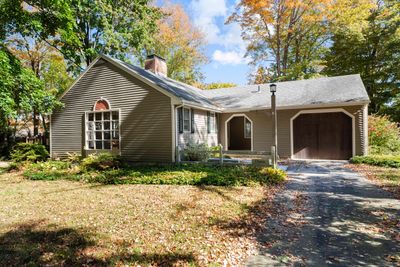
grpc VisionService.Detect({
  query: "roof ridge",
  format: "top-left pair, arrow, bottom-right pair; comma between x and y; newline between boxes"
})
204,74 -> 362,91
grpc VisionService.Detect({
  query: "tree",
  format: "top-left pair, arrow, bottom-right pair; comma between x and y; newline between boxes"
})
202,82 -> 237,90
7,37 -> 72,136
1,0 -> 162,73
228,0 -> 374,82
138,3 -> 208,85
324,0 -> 400,119
0,46 -> 60,155
249,66 -> 272,84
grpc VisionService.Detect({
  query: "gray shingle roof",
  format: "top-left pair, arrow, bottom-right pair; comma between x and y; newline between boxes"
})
201,74 -> 370,111
105,56 -> 369,112
108,56 -> 217,110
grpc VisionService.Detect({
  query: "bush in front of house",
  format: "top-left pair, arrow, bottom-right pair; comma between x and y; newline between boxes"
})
10,143 -> 49,163
350,155 -> 400,168
183,143 -> 211,161
368,115 -> 400,154
23,160 -> 79,181
79,164 -> 287,186
80,152 -> 122,171
23,160 -> 287,186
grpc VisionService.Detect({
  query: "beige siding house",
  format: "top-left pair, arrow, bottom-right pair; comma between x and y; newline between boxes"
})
51,54 -> 370,162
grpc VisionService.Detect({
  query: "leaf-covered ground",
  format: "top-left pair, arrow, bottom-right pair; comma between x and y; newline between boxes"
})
347,163 -> 400,199
0,171 -> 283,266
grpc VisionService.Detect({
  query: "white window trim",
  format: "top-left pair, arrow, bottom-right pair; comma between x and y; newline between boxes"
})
289,108 -> 356,159
224,114 -> 253,151
183,107 -> 191,133
84,108 -> 121,151
209,112 -> 217,134
244,117 -> 251,139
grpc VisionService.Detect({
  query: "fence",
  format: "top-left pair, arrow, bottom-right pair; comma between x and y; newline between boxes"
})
177,144 -> 277,167
26,135 -> 48,146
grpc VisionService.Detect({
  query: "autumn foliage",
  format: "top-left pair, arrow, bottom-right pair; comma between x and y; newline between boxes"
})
228,0 -> 375,81
368,115 -> 400,154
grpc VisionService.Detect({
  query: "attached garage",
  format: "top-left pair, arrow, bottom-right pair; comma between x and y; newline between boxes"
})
291,110 -> 354,160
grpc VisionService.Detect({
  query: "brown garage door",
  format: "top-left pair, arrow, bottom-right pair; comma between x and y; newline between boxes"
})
293,112 -> 352,160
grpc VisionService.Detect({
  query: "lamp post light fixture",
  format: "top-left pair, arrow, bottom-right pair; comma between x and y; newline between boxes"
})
270,83 -> 277,94
270,83 -> 278,169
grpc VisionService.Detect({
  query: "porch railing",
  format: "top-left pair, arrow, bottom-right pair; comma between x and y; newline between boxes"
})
176,144 -> 277,166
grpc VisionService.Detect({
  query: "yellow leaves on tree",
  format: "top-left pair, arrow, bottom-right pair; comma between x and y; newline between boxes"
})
229,0 -> 375,81
150,2 -> 208,85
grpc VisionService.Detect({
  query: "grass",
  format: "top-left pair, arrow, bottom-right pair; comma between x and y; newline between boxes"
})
350,154 -> 400,168
348,163 -> 400,199
22,161 -> 286,186
0,168 -> 283,265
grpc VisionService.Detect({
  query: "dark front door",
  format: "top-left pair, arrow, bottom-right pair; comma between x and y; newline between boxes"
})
293,112 -> 352,160
228,117 -> 251,150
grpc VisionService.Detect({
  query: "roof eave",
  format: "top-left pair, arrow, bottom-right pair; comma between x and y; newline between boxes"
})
220,100 -> 370,113
100,55 -> 183,104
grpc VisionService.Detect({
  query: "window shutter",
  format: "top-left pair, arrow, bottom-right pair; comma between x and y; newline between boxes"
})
191,109 -> 195,133
178,107 -> 183,133
207,111 -> 211,134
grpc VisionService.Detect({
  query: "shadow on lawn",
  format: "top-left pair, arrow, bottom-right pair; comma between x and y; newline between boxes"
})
0,220 -> 196,266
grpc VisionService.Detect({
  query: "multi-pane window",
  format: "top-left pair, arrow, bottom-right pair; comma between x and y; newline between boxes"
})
244,118 -> 251,139
183,108 -> 190,132
85,110 -> 120,150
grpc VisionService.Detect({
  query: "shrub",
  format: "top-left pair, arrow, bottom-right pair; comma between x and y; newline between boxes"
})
80,153 -> 122,171
368,115 -> 400,154
183,143 -> 211,161
10,143 -> 49,163
66,152 -> 83,164
23,160 -> 79,181
350,155 -> 400,168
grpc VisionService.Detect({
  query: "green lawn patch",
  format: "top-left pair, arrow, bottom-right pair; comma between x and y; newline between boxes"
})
22,161 -> 286,186
350,155 -> 400,168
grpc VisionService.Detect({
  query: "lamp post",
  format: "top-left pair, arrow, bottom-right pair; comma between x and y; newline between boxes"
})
270,83 -> 277,169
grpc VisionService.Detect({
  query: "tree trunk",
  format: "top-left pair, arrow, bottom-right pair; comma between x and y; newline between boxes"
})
33,109 -> 39,136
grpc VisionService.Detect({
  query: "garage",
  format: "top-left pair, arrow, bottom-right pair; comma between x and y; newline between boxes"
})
292,112 -> 353,160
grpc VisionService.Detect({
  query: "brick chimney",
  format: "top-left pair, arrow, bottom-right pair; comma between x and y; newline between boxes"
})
144,54 -> 167,77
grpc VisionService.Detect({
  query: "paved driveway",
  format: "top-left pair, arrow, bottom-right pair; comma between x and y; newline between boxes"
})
247,161 -> 400,266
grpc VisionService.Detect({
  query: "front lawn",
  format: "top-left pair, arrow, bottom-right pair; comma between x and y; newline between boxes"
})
0,166 -> 284,265
22,161 -> 286,186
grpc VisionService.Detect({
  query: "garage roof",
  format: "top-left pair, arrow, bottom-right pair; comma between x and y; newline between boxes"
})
103,56 -> 370,112
201,75 -> 370,112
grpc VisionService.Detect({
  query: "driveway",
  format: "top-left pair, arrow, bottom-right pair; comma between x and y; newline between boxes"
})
247,161 -> 400,266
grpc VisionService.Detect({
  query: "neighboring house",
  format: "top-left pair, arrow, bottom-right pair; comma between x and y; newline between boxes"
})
50,54 -> 370,162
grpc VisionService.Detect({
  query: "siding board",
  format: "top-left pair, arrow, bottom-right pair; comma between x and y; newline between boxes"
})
51,59 -> 172,162
178,108 -> 218,147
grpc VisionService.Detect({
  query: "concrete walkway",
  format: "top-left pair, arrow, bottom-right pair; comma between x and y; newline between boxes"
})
247,161 -> 400,266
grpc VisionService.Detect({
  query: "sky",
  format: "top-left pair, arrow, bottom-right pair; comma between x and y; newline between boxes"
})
165,0 -> 250,85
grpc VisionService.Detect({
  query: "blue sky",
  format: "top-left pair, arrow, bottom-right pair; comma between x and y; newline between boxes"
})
165,0 -> 250,85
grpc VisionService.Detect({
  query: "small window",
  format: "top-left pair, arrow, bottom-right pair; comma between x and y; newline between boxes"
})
207,112 -> 217,133
183,108 -> 190,132
244,118 -> 251,139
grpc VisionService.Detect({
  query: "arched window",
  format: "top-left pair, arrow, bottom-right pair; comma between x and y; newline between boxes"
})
85,99 -> 119,150
94,99 -> 110,111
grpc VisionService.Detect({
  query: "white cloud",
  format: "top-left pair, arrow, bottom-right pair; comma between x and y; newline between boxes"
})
190,0 -> 248,65
190,0 -> 227,44
212,50 -> 245,65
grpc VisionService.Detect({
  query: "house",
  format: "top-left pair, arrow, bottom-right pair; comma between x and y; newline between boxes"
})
50,54 -> 370,162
